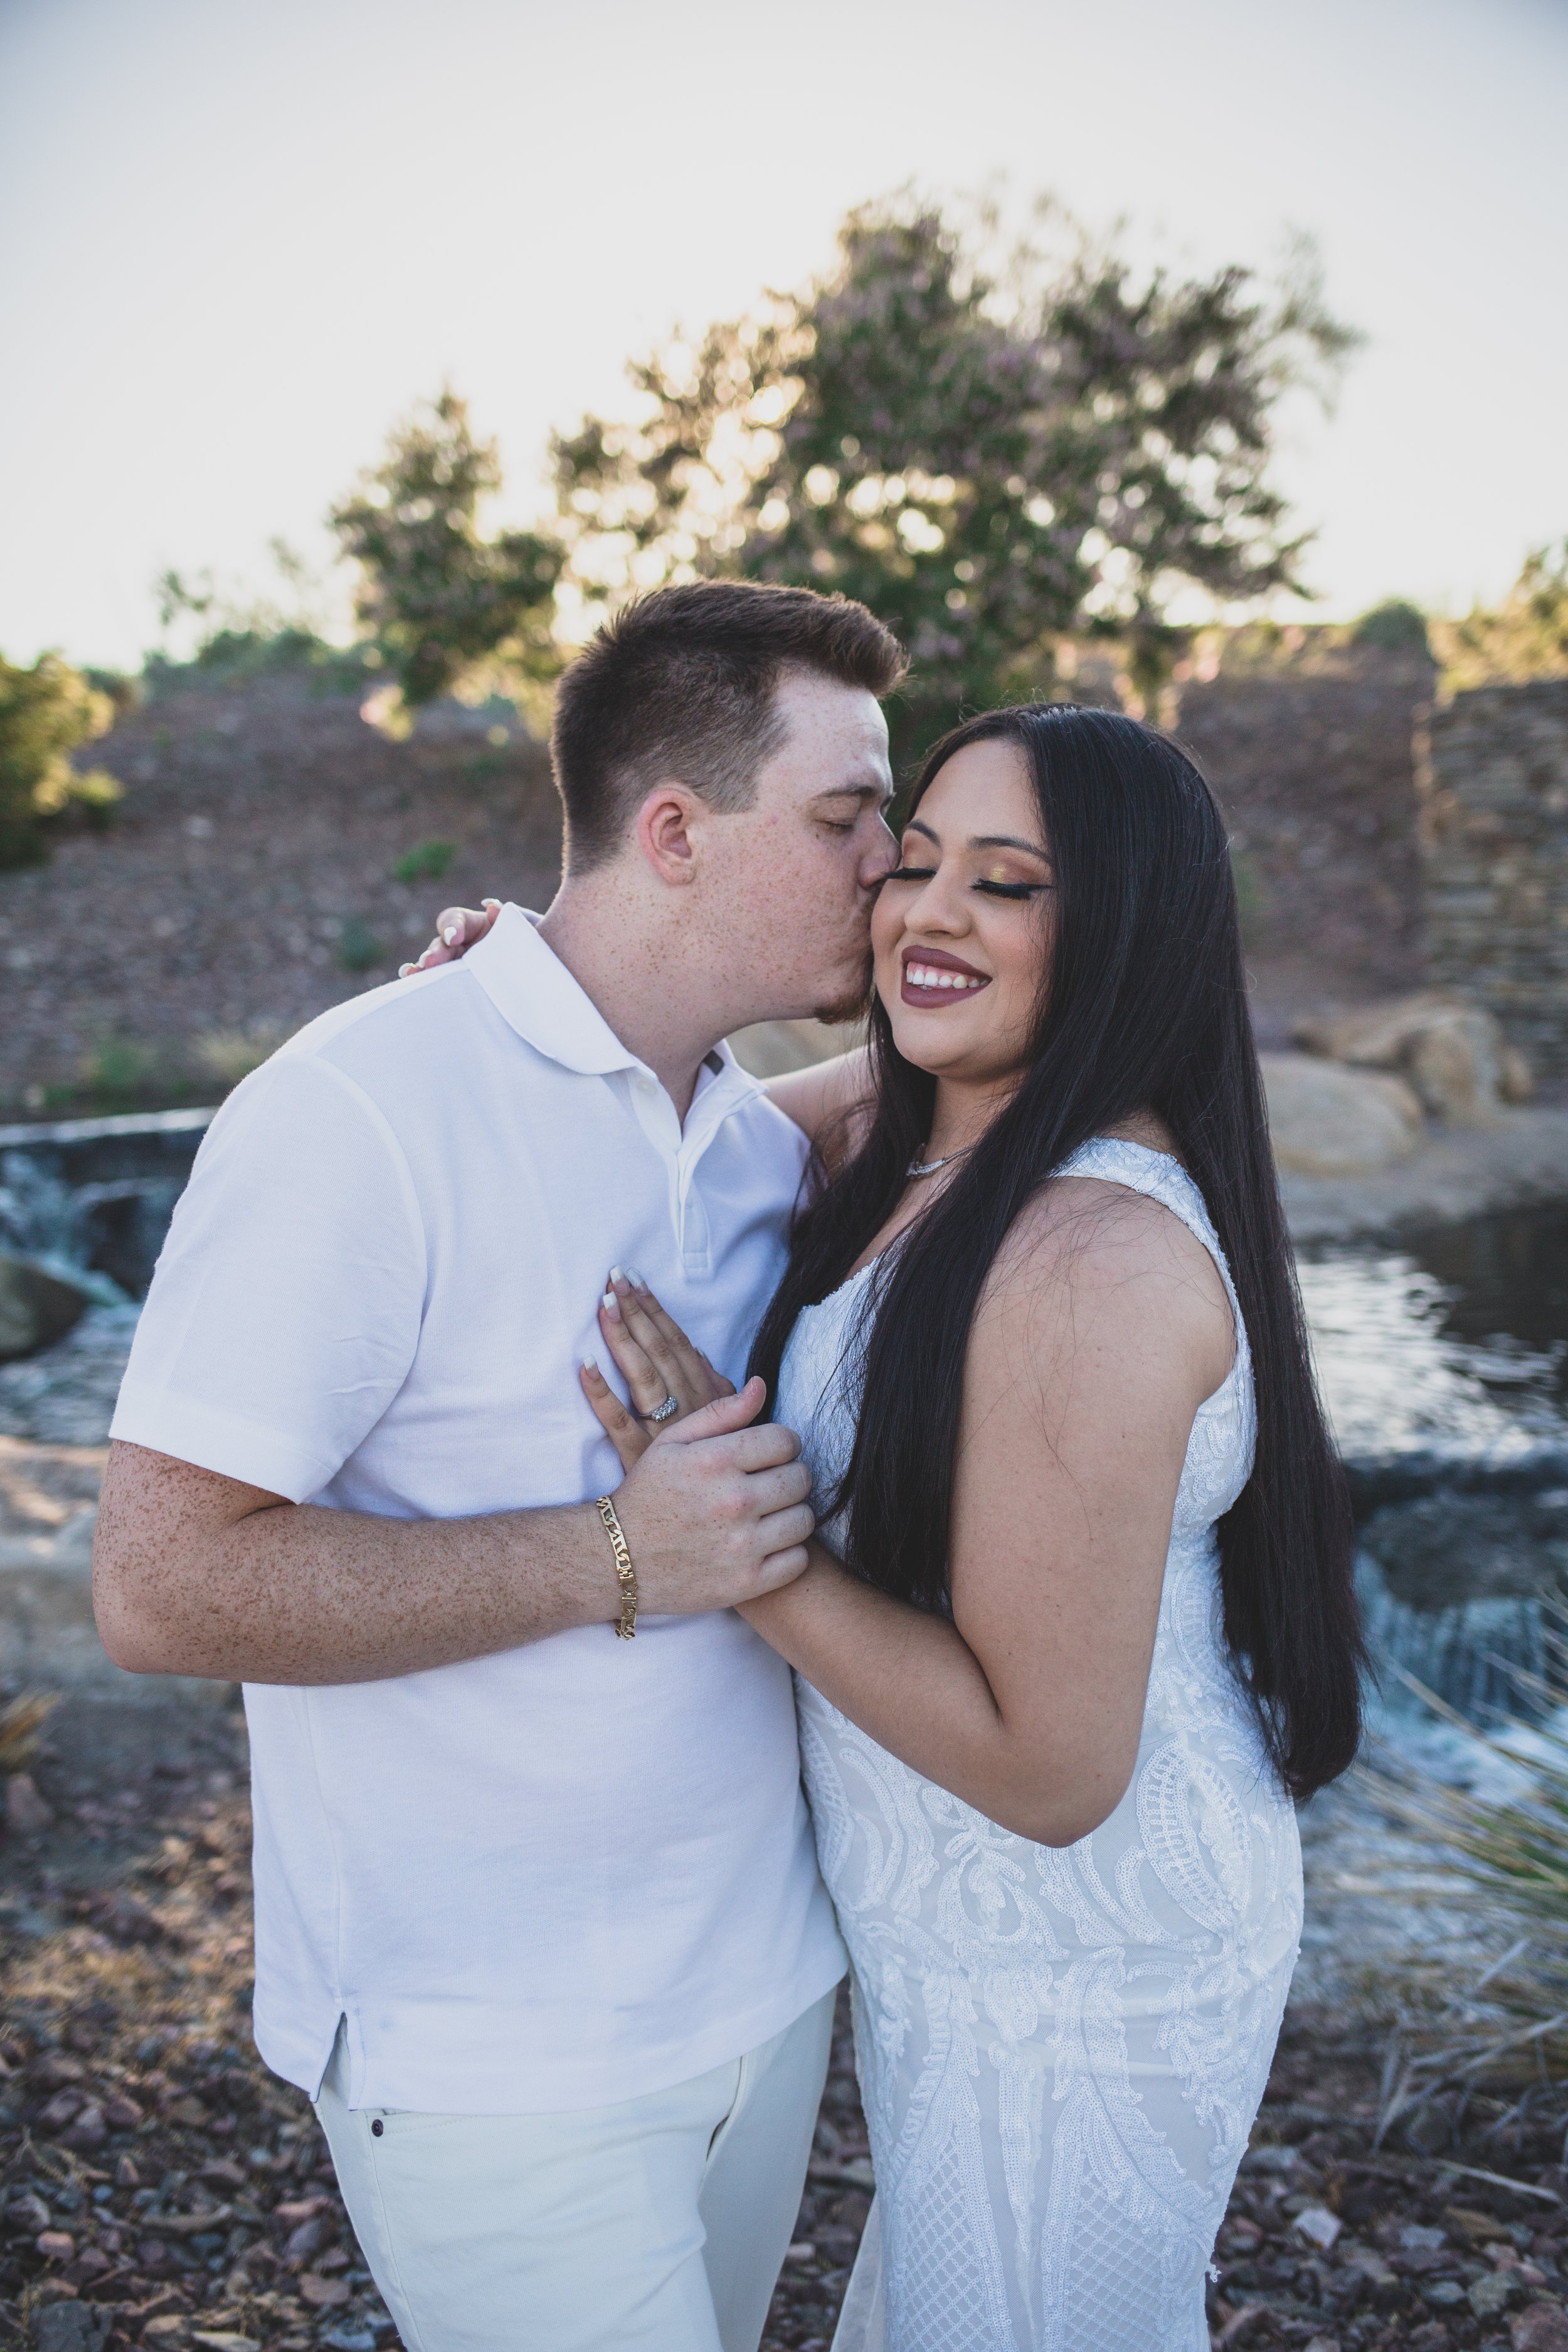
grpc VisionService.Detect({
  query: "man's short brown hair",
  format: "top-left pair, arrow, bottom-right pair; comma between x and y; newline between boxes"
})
550,580 -> 906,871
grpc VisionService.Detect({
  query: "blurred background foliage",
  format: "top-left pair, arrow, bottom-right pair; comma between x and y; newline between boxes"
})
1430,541 -> 1568,694
553,196 -> 1361,764
3,189 -> 1565,872
0,651 -> 124,869
330,388 -> 560,737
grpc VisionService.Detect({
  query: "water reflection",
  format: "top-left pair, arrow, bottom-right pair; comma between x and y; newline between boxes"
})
1300,1207 -> 1568,1466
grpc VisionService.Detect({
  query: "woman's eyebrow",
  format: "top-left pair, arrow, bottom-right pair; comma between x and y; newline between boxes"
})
969,834 -> 1051,859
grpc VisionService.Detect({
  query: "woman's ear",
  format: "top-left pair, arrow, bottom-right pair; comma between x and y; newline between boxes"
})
635,785 -> 702,886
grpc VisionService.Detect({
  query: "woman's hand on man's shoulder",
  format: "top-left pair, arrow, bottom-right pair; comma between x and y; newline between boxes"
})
398,900 -> 501,978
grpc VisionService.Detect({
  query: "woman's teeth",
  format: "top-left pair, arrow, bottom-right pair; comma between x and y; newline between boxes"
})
907,964 -> 986,991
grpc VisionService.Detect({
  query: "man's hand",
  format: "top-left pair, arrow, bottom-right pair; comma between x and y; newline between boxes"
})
611,1379 -> 813,1610
93,1395 -> 812,1686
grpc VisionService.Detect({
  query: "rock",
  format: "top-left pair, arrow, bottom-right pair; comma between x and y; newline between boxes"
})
6,1772 -> 55,1835
0,1255 -> 92,1364
30,2055 -> 84,2089
1293,989 -> 1530,1125
1515,2307 -> 1568,2351
1502,1044 -> 1536,1102
34,2304 -> 110,2352
60,2101 -> 107,2151
103,2092 -> 145,2129
283,2213 -> 333,2262
36,2229 -> 76,2260
272,2196 -> 330,2229
299,2275 -> 352,2308
1471,2270 -> 1522,2317
1260,1052 -> 1425,1174
1293,2204 -> 1342,2250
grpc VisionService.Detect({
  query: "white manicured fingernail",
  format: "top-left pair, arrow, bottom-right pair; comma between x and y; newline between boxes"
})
443,926 -> 460,946
601,1291 -> 618,1316
626,1266 -> 645,1288
398,963 -> 414,977
608,1265 -> 625,1283
582,1352 -> 599,1373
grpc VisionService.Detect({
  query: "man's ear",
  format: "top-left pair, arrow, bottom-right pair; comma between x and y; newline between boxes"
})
634,784 -> 703,886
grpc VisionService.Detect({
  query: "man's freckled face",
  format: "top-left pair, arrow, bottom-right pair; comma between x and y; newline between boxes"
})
708,671 -> 896,1024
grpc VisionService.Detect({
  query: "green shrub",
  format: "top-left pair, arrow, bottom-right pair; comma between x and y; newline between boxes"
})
80,1036 -> 160,1100
192,1025 -> 289,1089
1352,600 -> 1431,655
393,839 -> 458,884
337,918 -> 386,973
0,652 -> 124,869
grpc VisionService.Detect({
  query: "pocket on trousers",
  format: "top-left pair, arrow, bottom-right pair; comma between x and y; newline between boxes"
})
364,2110 -> 472,2141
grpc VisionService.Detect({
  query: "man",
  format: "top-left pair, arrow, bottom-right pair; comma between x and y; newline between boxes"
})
93,581 -> 904,2352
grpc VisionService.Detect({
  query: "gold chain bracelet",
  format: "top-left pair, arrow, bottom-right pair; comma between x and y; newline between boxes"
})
596,1495 -> 638,1640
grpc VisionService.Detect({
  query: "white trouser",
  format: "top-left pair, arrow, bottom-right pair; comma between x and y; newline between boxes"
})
313,1988 -> 837,2352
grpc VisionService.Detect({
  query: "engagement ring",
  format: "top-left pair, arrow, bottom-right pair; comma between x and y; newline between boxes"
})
644,1394 -> 679,1424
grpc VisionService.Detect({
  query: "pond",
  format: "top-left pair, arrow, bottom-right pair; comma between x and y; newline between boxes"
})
1301,1205 -> 1568,1471
7,1113 -> 1568,1728
1301,1206 -> 1568,1727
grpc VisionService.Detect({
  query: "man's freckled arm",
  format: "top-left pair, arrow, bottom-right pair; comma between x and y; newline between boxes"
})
92,1442 -> 620,1685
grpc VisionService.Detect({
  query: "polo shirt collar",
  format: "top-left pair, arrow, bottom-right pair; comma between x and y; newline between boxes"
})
464,903 -> 751,1101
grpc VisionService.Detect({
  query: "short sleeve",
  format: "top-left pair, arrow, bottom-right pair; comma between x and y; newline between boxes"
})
110,1054 -> 426,1502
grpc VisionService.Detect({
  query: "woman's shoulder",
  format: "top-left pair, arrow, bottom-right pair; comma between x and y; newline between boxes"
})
978,1159 -> 1235,1388
763,1047 -> 876,1168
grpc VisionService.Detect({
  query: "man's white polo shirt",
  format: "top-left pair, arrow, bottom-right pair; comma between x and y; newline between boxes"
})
110,906 -> 845,2114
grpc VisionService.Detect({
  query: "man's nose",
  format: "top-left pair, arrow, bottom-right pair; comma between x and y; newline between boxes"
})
861,822 -> 899,888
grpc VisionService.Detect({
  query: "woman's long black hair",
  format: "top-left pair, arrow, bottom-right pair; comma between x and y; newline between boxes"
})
750,702 -> 1364,1801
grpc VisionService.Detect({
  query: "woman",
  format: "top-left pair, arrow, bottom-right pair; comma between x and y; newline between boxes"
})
434,704 -> 1363,2350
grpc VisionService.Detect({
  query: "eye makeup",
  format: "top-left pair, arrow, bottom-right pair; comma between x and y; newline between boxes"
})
882,861 -> 1052,900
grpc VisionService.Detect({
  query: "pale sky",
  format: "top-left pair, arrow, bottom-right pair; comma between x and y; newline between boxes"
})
3,0 -> 1565,672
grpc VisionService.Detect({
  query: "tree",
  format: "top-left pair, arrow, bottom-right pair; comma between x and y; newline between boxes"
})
1431,543 -> 1568,693
553,197 -> 1359,762
0,652 -> 122,870
331,389 -> 561,731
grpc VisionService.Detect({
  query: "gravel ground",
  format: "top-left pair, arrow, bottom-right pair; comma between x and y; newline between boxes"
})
6,1330 -> 1568,2346
7,1717 -> 1568,2352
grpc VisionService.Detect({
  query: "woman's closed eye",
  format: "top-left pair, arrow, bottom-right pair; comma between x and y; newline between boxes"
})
882,864 -> 1051,900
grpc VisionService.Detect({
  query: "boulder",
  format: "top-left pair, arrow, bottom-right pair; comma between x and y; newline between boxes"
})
1293,990 -> 1532,1126
0,1253 -> 92,1362
1259,1052 -> 1424,1175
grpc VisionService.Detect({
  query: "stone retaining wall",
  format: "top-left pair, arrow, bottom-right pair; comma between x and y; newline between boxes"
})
1418,681 -> 1568,1079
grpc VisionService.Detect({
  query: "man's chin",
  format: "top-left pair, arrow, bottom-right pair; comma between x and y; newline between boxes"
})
806,950 -> 874,1031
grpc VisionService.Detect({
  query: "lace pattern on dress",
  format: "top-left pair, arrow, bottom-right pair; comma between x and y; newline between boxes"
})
778,1140 -> 1303,2352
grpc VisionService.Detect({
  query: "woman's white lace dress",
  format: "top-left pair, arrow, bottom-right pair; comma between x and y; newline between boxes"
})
775,1140 -> 1302,2352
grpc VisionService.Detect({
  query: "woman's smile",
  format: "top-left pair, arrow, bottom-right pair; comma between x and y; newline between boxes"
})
900,945 -> 992,1008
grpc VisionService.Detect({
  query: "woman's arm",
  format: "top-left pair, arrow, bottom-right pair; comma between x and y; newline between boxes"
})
740,1182 -> 1236,1845
764,1047 -> 875,1154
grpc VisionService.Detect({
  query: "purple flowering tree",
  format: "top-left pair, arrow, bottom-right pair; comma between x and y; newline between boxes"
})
553,198 -> 1357,765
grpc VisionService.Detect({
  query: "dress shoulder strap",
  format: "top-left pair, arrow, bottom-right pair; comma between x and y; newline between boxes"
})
1056,1138 -> 1248,1361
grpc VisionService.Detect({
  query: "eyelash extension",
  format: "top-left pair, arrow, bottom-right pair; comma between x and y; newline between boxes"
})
885,866 -> 1048,901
